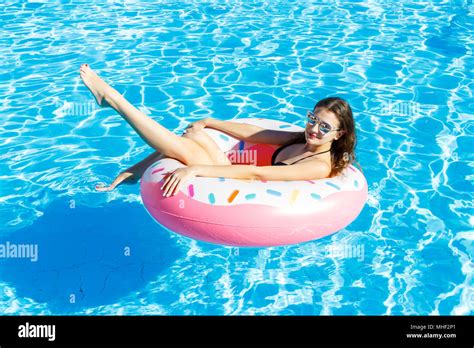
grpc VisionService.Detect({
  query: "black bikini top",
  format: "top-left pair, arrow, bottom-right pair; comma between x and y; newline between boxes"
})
271,143 -> 331,166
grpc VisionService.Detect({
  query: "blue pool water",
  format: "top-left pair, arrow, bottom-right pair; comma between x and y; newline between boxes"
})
0,0 -> 473,315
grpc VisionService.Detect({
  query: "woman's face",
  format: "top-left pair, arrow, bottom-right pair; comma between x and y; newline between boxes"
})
305,108 -> 343,145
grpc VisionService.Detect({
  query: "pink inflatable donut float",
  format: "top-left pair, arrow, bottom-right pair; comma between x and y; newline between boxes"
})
140,118 -> 368,247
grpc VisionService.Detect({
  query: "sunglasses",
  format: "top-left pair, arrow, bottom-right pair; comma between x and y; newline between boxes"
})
306,111 -> 341,135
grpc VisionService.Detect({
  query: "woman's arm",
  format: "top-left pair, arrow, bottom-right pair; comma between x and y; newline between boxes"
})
205,118 -> 302,145
192,160 -> 331,181
161,160 -> 330,196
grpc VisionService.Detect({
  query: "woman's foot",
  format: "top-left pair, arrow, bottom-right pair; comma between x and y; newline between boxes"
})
95,152 -> 163,192
79,64 -> 111,107
95,171 -> 135,192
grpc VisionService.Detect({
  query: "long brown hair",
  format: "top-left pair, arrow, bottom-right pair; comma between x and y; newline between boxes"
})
291,97 -> 361,178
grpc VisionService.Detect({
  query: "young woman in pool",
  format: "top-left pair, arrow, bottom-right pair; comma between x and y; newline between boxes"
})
79,64 -> 356,196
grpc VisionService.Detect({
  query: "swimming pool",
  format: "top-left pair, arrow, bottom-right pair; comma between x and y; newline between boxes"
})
0,0 -> 472,315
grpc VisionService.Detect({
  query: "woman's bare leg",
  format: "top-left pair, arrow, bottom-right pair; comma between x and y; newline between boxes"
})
96,151 -> 164,191
79,64 -> 215,166
182,128 -> 232,165
97,126 -> 233,191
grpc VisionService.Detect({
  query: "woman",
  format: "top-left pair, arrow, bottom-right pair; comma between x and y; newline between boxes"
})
79,64 -> 357,197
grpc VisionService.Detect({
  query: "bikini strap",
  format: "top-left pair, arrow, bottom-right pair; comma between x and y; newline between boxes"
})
288,149 -> 331,165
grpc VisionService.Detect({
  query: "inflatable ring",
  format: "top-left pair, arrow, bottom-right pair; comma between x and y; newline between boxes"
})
140,118 -> 368,247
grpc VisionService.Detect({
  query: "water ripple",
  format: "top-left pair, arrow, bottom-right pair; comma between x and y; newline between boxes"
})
0,0 -> 472,315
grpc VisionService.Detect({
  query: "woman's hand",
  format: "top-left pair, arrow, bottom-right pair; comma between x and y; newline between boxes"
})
161,167 -> 197,197
183,118 -> 210,133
